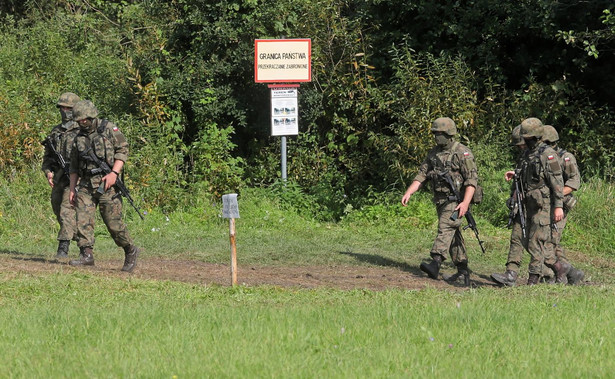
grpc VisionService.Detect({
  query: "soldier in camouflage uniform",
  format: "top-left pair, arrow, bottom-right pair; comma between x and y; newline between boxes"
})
68,100 -> 140,272
540,125 -> 585,285
401,117 -> 479,286
42,92 -> 81,258
512,118 -> 571,285
490,125 -> 527,286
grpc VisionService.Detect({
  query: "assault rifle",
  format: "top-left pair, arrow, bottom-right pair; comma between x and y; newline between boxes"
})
439,171 -> 486,254
506,169 -> 527,239
81,147 -> 145,220
41,136 -> 69,181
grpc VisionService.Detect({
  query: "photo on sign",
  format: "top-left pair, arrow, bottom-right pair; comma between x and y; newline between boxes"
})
273,117 -> 297,126
273,106 -> 297,116
271,117 -> 298,136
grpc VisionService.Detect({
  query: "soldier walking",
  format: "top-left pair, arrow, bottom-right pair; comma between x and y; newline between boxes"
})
68,100 -> 140,272
540,125 -> 584,284
42,92 -> 81,258
510,118 -> 570,285
490,125 -> 527,286
401,117 -> 479,286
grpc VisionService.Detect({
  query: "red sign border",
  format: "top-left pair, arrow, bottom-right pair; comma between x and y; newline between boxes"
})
255,39 -> 312,83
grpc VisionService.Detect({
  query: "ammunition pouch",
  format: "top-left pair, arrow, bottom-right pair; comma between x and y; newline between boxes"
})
90,167 -> 104,176
470,184 -> 483,204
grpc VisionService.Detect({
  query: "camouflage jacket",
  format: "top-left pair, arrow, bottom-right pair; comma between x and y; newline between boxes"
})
556,147 -> 580,192
520,142 -> 564,214
41,121 -> 79,184
413,141 -> 479,205
70,119 -> 129,189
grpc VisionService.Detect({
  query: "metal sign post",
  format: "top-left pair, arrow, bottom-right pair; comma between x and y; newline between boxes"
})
281,135 -> 287,181
222,193 -> 240,286
270,85 -> 299,181
255,38 -> 311,183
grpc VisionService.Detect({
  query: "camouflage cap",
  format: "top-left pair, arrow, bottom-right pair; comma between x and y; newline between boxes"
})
57,92 -> 81,108
431,117 -> 457,136
72,100 -> 99,121
520,117 -> 543,138
542,125 -> 559,143
511,124 -> 524,146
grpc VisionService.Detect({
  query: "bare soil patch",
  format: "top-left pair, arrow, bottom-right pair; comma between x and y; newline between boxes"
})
0,253 -> 503,291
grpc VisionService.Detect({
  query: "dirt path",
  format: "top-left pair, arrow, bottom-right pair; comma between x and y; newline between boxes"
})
0,254 -> 502,291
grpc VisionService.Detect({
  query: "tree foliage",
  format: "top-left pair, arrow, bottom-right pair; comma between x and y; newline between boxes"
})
1,0 -> 614,218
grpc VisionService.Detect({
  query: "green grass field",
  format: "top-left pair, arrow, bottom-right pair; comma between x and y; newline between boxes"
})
1,275 -> 614,378
1,170 -> 615,377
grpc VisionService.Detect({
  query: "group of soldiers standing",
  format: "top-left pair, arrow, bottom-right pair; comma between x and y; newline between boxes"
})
42,92 -> 140,272
401,117 -> 584,286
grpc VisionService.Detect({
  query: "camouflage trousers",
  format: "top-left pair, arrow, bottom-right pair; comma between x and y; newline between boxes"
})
541,213 -> 569,277
548,214 -> 569,263
74,183 -> 133,249
50,179 -> 77,241
525,207 -> 557,275
505,216 -> 525,273
430,201 -> 467,265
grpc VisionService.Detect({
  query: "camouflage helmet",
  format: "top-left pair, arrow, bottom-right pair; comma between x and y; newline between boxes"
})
431,117 -> 457,136
72,100 -> 99,121
542,125 -> 559,143
520,117 -> 543,138
57,92 -> 81,108
511,124 -> 524,146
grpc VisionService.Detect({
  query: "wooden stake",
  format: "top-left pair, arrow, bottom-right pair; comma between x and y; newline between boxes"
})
229,218 -> 237,286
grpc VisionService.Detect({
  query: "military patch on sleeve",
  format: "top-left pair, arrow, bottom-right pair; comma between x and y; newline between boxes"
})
547,155 -> 554,160
112,126 -> 119,131
463,152 -> 470,157
564,157 -> 570,162
548,158 -> 561,173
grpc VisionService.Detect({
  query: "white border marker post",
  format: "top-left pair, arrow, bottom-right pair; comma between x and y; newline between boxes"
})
222,193 -> 240,286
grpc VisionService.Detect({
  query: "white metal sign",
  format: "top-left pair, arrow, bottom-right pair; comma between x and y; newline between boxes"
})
255,39 -> 311,83
222,193 -> 240,219
271,88 -> 299,136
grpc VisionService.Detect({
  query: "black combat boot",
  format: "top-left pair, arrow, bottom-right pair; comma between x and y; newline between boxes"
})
121,245 -> 140,273
420,255 -> 442,279
491,270 -> 518,287
550,260 -> 572,284
444,263 -> 470,286
527,273 -> 540,285
56,240 -> 70,259
567,266 -> 585,285
540,275 -> 556,284
69,247 -> 94,266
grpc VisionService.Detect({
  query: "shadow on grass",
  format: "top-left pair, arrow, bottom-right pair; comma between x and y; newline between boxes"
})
0,249 -> 64,265
339,251 -> 424,275
340,251 -> 501,289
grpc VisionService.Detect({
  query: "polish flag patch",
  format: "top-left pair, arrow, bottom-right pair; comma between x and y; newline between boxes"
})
113,126 -> 119,131
463,152 -> 470,157
564,157 -> 570,162
547,155 -> 554,160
